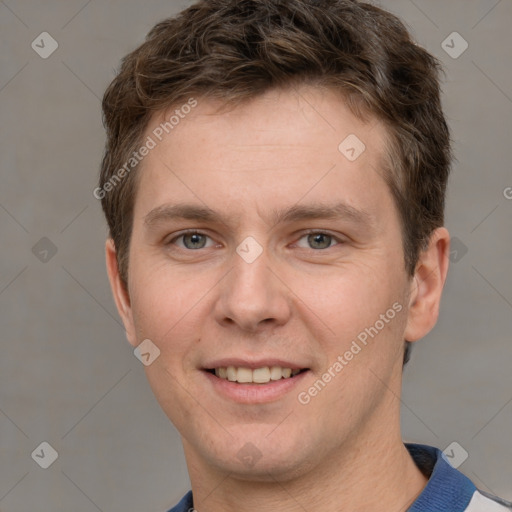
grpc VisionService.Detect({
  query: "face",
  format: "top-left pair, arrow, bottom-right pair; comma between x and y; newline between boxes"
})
107,86 -> 447,480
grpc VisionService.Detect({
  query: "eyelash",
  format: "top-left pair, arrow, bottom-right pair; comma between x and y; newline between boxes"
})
167,229 -> 344,251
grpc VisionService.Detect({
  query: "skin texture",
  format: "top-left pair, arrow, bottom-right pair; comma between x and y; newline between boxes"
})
106,86 -> 450,512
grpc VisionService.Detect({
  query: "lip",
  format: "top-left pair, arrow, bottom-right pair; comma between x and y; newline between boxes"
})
202,368 -> 310,404
203,358 -> 307,370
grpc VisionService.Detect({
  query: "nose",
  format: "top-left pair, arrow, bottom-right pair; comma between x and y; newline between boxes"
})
213,246 -> 292,333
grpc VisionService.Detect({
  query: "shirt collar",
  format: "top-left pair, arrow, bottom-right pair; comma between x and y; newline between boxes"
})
405,443 -> 476,511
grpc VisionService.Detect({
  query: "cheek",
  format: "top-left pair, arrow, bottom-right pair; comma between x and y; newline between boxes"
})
291,259 -> 408,379
128,264 -> 203,352
294,262 -> 399,329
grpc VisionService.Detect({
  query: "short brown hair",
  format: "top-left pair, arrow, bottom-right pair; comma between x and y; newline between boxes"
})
99,0 -> 451,290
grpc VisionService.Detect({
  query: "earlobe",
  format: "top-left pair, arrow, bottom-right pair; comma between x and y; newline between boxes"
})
105,239 -> 138,347
404,227 -> 450,342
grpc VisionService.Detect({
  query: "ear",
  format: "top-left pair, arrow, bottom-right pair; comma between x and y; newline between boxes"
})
404,227 -> 450,342
105,239 -> 138,347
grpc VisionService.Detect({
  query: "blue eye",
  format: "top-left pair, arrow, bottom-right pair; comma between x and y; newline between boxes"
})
167,231 -> 341,252
173,232 -> 213,250
297,232 -> 338,250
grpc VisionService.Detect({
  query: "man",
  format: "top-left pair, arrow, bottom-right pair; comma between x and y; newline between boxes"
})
98,0 -> 511,510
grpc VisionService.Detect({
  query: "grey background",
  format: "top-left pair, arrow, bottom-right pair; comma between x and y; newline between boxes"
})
1,0 -> 511,510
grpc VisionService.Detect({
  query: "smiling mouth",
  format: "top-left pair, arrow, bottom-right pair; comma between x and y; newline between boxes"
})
205,366 -> 309,384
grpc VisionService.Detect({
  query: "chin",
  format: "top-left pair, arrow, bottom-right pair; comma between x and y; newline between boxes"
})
199,431 -> 316,482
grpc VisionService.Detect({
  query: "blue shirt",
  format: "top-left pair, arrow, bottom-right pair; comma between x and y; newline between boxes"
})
166,443 -> 511,511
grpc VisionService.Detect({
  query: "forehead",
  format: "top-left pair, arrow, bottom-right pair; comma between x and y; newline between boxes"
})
133,86 -> 392,223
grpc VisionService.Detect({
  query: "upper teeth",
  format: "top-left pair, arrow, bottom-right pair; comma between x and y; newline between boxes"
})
215,366 -> 301,384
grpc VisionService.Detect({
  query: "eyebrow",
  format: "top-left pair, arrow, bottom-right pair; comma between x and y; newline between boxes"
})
143,202 -> 375,230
